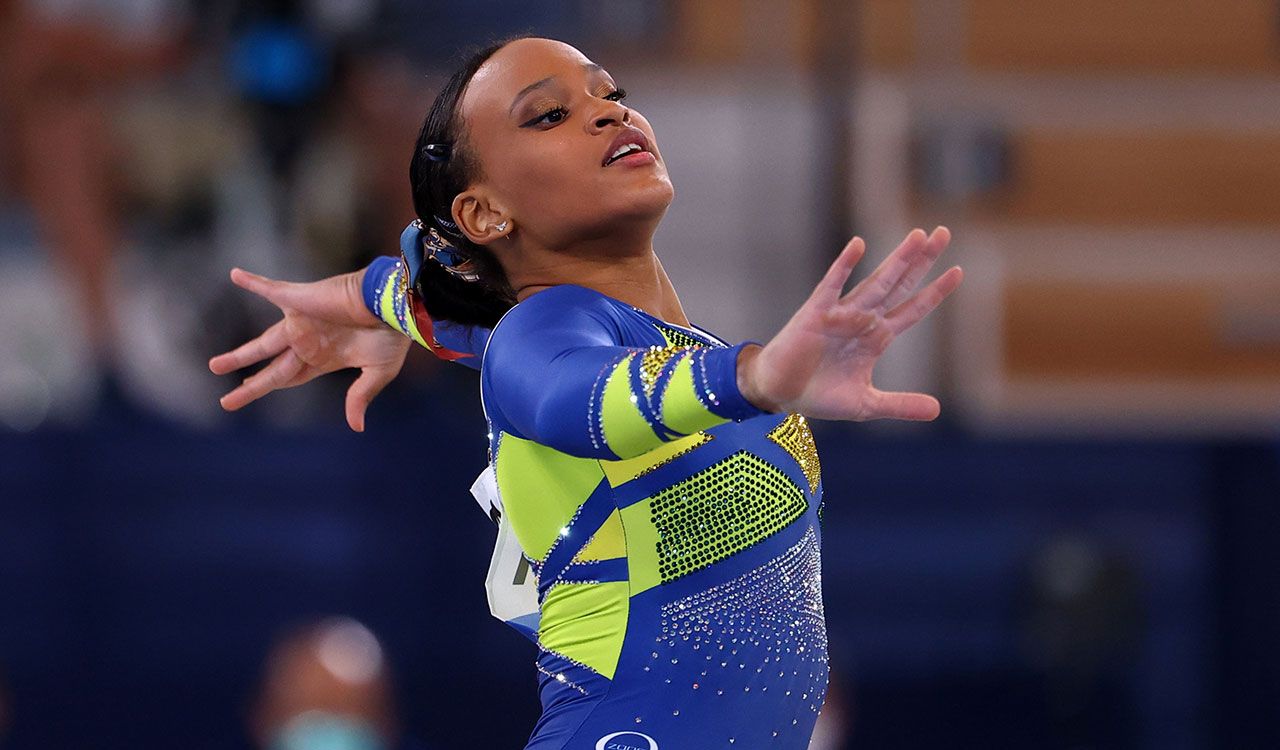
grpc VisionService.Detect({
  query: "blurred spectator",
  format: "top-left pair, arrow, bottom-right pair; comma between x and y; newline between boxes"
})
251,617 -> 399,750
0,0 -> 442,427
0,0 -> 192,370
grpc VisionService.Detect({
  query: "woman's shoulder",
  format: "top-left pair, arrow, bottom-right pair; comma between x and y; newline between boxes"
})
496,284 -> 620,333
484,284 -> 624,354
513,283 -> 614,312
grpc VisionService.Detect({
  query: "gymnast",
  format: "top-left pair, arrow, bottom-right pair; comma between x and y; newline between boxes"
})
210,36 -> 962,749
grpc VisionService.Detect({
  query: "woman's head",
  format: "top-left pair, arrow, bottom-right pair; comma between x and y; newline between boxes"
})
409,37 -> 673,327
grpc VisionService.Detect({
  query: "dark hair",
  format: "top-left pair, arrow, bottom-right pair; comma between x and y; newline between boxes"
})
409,37 -> 528,329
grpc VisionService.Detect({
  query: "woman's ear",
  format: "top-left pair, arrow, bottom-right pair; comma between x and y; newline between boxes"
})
452,189 -> 511,245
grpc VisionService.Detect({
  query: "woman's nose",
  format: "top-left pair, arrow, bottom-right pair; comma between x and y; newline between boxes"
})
590,101 -> 630,131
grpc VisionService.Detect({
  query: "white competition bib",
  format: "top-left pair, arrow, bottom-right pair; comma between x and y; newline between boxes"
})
470,463 -> 540,640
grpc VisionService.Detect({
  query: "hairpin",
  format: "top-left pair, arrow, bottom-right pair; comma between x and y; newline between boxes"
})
423,142 -> 451,162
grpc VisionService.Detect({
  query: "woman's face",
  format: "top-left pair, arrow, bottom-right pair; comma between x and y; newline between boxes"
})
454,38 -> 674,251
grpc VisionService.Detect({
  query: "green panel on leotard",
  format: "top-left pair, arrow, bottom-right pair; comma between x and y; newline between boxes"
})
572,509 -> 626,563
648,450 -> 806,584
538,581 -> 630,680
619,499 -> 661,595
600,353 -> 659,458
375,264 -> 428,348
656,325 -> 706,349
660,355 -> 728,436
495,431 -> 607,561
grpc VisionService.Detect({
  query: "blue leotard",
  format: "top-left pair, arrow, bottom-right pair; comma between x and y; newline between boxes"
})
364,256 -> 828,749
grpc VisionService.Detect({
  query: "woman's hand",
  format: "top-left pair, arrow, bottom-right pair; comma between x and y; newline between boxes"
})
208,267 -> 412,432
738,226 -> 963,421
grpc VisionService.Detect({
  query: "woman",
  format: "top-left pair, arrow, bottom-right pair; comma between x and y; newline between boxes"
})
210,37 -> 961,749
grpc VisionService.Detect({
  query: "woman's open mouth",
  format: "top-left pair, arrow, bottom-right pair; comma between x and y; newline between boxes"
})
603,129 -> 656,167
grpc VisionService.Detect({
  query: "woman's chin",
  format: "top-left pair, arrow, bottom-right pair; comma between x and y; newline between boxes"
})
615,175 -> 675,215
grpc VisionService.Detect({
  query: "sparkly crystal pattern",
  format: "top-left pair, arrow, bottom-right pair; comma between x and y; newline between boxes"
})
649,526 -> 829,740
655,324 -> 708,349
535,658 -> 589,696
639,345 -> 691,397
766,414 -> 821,494
650,450 -> 806,583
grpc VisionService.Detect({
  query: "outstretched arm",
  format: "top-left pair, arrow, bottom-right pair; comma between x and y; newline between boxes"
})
485,286 -> 769,461
738,226 -> 963,420
361,255 -> 488,369
210,244 -> 496,431
209,266 -> 410,432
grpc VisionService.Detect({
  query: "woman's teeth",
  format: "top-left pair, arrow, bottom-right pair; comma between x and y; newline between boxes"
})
608,143 -> 643,164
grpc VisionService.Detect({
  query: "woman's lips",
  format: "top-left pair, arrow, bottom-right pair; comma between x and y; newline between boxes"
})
606,150 -> 657,168
602,128 -> 653,166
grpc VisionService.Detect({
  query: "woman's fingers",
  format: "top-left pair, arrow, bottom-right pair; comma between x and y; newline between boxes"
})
867,388 -> 941,421
882,226 -> 951,310
344,366 -> 398,433
842,228 -> 929,310
230,267 -> 308,310
208,320 -> 287,375
219,349 -> 306,412
810,236 -> 867,305
884,265 -> 964,334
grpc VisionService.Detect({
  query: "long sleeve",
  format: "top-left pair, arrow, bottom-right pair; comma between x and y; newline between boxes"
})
360,255 -> 489,370
484,285 -> 770,461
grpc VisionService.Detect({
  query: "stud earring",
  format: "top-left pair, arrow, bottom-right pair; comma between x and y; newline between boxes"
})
495,221 -> 509,233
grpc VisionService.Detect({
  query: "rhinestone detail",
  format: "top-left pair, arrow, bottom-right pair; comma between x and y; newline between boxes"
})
649,450 -> 807,583
639,345 -> 691,398
534,660 -> 588,696
766,414 -> 821,494
587,351 -> 633,451
653,322 -> 711,349
652,526 -> 829,737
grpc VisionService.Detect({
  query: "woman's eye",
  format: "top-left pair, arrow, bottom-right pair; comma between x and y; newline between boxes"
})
524,107 -> 568,127
605,88 -> 628,102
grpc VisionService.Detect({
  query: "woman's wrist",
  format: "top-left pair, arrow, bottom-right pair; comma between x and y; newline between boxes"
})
736,343 -> 781,414
350,264 -> 384,327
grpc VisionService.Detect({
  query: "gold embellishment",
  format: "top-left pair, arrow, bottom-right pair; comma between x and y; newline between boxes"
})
638,345 -> 689,397
395,259 -> 408,300
767,414 -> 821,494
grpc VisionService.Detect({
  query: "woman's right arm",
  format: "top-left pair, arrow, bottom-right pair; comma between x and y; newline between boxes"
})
209,265 -> 413,432
360,255 -> 487,370
210,254 -> 494,430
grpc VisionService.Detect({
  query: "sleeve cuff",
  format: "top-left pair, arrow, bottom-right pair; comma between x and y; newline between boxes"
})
697,340 -> 772,422
361,255 -> 400,321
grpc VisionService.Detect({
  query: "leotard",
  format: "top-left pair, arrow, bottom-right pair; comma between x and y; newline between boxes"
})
363,256 -> 828,749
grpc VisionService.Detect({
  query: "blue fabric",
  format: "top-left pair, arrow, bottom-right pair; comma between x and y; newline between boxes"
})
399,221 -> 427,288
481,284 -> 766,460
360,256 -> 490,371
479,284 -> 827,749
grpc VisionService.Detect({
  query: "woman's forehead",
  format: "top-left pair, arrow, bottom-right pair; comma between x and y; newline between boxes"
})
461,38 -> 599,118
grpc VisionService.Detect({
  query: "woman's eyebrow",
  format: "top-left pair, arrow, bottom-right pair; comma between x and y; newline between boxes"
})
509,77 -> 555,115
508,63 -> 609,116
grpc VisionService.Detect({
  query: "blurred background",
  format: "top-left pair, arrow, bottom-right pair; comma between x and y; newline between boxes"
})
0,0 -> 1277,748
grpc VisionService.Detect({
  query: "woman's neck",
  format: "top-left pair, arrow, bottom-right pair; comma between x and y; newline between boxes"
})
510,240 -> 690,327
